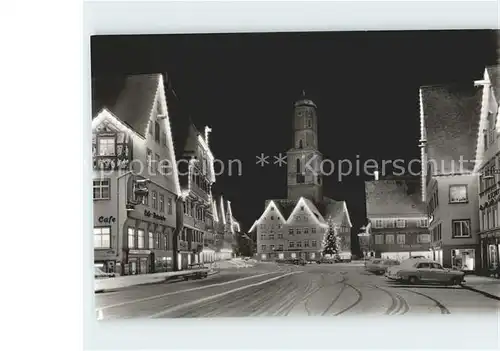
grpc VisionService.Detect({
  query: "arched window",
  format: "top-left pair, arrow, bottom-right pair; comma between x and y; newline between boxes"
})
296,158 -> 301,174
298,139 -> 303,148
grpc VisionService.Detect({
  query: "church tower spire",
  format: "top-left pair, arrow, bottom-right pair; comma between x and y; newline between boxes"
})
286,92 -> 323,203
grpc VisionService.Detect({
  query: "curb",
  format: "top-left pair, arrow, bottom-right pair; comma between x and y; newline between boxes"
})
95,270 -> 221,294
461,284 -> 500,301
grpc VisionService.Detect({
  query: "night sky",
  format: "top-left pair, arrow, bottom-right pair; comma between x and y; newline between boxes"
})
91,30 -> 498,246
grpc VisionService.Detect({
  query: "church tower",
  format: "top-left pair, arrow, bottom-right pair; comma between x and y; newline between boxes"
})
287,91 -> 323,203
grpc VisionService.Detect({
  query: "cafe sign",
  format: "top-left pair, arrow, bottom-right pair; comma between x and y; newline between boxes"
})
98,216 -> 116,224
144,209 -> 166,222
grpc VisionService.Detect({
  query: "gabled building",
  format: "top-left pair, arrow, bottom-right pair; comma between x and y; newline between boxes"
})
166,82 -> 217,270
207,195 -> 238,261
249,93 -> 353,261
420,82 -> 483,271
92,74 -> 181,275
365,176 -> 430,261
473,66 -> 500,274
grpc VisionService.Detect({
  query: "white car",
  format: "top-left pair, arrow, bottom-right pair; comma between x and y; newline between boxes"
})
386,258 -> 465,285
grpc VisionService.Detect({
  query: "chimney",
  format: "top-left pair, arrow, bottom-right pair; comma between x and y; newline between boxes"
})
374,170 -> 379,181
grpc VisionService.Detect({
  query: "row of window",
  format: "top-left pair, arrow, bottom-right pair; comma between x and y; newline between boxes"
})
428,185 -> 469,215
261,240 -> 318,251
146,149 -> 171,175
180,228 -> 204,243
142,189 -> 173,214
481,206 -> 499,231
372,218 -> 428,229
93,178 -> 175,217
127,227 -> 171,250
480,159 -> 498,192
259,226 -> 327,235
260,223 -> 283,230
373,233 -> 431,245
183,200 -> 206,221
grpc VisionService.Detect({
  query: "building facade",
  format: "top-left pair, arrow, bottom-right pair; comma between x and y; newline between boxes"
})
176,124 -> 216,270
474,66 -> 500,274
92,74 -> 181,275
420,82 -> 482,271
365,177 -> 430,261
250,93 -> 352,260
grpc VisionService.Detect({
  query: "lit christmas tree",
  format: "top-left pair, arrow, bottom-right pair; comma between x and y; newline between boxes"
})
322,216 -> 341,258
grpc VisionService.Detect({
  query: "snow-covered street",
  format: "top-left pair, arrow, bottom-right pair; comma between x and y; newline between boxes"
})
95,262 -> 499,319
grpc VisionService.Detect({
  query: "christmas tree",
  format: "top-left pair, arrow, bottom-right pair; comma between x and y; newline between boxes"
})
322,217 -> 341,258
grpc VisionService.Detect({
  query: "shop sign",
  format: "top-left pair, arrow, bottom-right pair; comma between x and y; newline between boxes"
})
144,209 -> 166,222
95,249 -> 116,257
129,249 -> 151,255
98,216 -> 116,224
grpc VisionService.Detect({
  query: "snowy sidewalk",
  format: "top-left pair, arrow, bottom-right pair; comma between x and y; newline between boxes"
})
462,275 -> 500,300
94,269 -> 218,293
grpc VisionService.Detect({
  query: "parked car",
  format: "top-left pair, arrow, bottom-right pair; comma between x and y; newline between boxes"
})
365,259 -> 400,275
183,263 -> 209,280
94,267 -> 115,279
385,259 -> 465,285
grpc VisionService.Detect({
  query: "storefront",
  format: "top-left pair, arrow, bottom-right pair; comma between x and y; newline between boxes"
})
431,243 -> 478,272
93,212 -> 119,273
451,248 -> 476,271
480,231 -> 500,273
94,249 -> 118,273
381,251 -> 432,261
122,214 -> 176,275
261,251 -> 319,261
124,249 -> 152,275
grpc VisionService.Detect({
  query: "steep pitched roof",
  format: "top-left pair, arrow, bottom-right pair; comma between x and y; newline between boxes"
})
486,65 -> 500,103
164,81 -> 194,161
303,198 -> 326,222
365,178 -> 426,217
420,84 -> 482,175
323,199 -> 352,228
265,199 -> 298,220
105,74 -> 160,138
